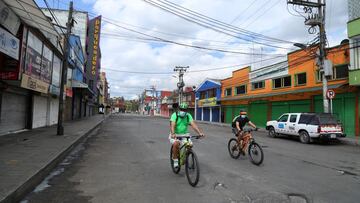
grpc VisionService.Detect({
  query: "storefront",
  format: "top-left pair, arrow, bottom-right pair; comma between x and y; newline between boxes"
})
195,79 -> 221,122
0,9 -> 28,134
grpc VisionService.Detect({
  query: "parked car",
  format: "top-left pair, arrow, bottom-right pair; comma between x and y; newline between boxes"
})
266,113 -> 346,144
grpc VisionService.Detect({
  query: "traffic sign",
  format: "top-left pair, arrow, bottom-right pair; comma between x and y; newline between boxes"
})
326,89 -> 335,99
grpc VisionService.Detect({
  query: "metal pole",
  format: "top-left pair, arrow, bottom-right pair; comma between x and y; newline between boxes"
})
194,97 -> 197,120
319,0 -> 329,113
57,1 -> 73,135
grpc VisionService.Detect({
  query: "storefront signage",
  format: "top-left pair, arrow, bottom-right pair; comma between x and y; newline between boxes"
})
88,16 -> 101,76
0,0 -> 21,35
21,73 -> 49,94
49,84 -> 60,96
65,86 -> 73,97
0,26 -> 19,60
199,97 -> 217,107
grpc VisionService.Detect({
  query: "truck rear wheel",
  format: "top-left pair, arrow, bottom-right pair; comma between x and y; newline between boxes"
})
299,131 -> 310,144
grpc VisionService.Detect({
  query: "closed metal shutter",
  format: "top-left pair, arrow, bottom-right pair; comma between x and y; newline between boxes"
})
49,98 -> 59,125
33,95 -> 47,128
249,102 -> 268,128
212,107 -> 220,122
203,108 -> 210,121
0,92 -> 27,135
196,108 -> 202,120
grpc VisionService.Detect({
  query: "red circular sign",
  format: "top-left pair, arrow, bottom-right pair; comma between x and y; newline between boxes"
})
326,90 -> 335,99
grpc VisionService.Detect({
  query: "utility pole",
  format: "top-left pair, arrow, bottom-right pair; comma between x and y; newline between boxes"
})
57,1 -> 73,135
174,66 -> 189,104
287,0 -> 329,113
151,85 -> 156,115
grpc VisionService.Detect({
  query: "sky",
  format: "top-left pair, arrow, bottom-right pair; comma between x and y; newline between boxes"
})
38,0 -> 349,100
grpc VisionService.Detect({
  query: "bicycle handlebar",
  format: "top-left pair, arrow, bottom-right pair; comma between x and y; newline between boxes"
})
242,127 -> 258,133
175,135 -> 202,139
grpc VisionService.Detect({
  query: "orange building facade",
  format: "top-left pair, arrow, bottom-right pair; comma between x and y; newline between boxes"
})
220,43 -> 358,137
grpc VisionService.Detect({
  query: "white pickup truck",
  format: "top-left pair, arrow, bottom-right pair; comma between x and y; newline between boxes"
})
266,113 -> 346,144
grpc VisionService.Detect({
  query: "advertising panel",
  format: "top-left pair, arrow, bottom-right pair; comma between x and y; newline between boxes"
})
41,45 -> 53,83
24,31 -> 42,79
198,97 -> 217,107
0,0 -> 21,35
0,26 -> 19,60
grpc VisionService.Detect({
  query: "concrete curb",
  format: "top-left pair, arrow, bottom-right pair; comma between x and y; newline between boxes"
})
1,117 -> 107,203
339,137 -> 359,146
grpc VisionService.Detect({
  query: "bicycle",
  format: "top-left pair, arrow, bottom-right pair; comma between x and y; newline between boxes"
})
227,128 -> 264,165
170,135 -> 201,187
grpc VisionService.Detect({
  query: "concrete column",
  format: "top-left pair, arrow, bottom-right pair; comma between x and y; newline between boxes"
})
210,107 -> 212,122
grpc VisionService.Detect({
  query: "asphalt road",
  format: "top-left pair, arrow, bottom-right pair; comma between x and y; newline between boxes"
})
23,114 -> 360,203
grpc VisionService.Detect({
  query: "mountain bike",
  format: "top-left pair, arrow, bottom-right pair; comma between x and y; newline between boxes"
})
170,135 -> 201,187
228,128 -> 264,165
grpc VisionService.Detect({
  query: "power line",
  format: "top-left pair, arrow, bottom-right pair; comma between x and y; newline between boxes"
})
158,0 -> 295,45
142,0 -> 295,49
98,17 -> 287,56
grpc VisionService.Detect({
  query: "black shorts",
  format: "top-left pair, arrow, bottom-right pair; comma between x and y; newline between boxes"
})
232,128 -> 240,136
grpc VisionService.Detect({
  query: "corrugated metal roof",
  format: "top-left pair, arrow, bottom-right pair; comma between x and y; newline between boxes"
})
4,0 -> 59,37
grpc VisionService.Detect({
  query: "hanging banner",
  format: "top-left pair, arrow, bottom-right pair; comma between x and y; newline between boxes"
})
0,26 -> 19,60
0,0 -> 21,35
85,15 -> 101,93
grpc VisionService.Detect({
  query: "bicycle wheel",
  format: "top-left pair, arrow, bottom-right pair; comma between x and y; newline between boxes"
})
248,142 -> 264,165
185,149 -> 200,187
170,145 -> 181,174
228,138 -> 241,159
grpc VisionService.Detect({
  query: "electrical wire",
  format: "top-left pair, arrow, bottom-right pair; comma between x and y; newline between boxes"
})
142,0 -> 295,49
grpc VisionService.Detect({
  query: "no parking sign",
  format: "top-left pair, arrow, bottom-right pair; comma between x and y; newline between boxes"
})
326,90 -> 335,99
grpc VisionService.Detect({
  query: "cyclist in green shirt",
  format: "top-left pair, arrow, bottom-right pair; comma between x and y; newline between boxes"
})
169,103 -> 204,168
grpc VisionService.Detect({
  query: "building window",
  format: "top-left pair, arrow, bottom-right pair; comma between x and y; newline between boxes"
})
316,70 -> 324,82
235,85 -> 247,95
316,64 -> 349,81
208,88 -> 216,98
295,73 -> 307,86
334,64 -> 349,79
251,81 -> 265,90
273,76 -> 291,88
200,92 -> 206,99
225,88 -> 232,96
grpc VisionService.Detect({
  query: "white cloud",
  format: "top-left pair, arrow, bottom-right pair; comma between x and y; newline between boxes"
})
85,0 -> 348,99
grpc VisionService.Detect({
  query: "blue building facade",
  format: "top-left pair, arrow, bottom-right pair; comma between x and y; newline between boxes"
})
195,79 -> 221,122
67,35 -> 88,119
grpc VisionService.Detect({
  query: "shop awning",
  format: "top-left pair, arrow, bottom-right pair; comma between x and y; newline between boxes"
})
220,84 -> 343,102
4,0 -> 60,37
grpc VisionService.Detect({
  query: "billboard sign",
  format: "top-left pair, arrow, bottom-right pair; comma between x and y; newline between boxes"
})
0,26 -> 19,60
0,0 -> 21,35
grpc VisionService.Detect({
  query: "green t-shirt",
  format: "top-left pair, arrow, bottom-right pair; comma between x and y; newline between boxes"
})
170,112 -> 194,134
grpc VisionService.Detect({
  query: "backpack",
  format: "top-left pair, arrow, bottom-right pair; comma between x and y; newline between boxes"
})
176,113 -> 190,125
231,115 -> 240,128
170,112 -> 190,126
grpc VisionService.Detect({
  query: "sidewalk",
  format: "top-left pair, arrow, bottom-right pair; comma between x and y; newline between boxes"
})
0,114 -> 107,203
